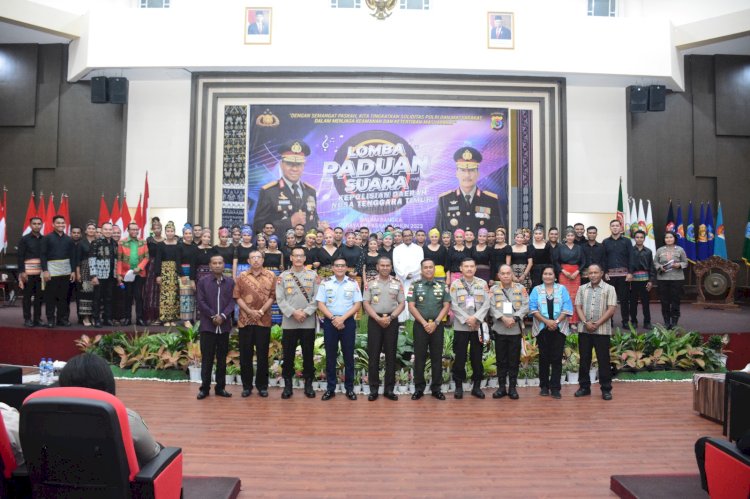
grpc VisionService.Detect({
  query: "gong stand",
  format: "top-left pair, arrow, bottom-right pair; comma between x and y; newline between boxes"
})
692,256 -> 740,309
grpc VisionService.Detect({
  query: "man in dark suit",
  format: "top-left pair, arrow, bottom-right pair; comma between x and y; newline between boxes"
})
434,147 -> 505,235
491,15 -> 512,40
248,11 -> 269,35
253,140 -> 319,236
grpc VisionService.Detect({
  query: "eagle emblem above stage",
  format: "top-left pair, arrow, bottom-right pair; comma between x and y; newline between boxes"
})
366,0 -> 396,20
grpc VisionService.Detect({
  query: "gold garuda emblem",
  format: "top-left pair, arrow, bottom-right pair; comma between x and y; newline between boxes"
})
365,0 -> 396,20
256,110 -> 280,127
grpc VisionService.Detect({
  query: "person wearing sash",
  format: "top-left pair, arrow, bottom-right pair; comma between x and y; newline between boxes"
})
449,257 -> 491,399
554,227 -> 585,326
602,219 -> 632,328
117,222 -> 150,327
362,256 -> 405,401
489,264 -> 529,400
142,217 -> 164,325
17,216 -> 44,327
276,247 -> 320,399
177,224 -> 198,328
41,215 -> 77,327
628,230 -> 656,329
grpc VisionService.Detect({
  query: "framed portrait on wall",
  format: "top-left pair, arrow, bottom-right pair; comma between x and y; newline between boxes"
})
245,7 -> 272,44
487,12 -> 514,50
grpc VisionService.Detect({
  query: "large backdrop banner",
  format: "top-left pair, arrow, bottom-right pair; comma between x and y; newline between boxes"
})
246,104 -> 510,234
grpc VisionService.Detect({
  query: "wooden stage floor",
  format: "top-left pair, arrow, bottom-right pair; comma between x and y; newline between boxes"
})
117,380 -> 723,498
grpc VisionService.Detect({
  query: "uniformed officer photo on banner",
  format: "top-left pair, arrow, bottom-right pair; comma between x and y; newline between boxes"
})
244,105 -> 512,232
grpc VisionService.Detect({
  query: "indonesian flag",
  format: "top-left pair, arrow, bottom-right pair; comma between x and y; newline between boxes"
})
142,172 -> 150,233
111,195 -> 122,234
98,194 -> 111,226
133,194 -> 144,238
43,194 -> 56,236
0,189 -> 6,253
22,193 -> 37,235
121,195 -> 132,232
58,194 -> 71,235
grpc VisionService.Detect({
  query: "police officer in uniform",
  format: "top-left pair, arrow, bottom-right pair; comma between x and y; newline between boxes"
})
275,247 -> 320,399
253,140 -> 319,236
450,257 -> 491,399
489,264 -> 529,400
434,147 -> 505,235
362,256 -> 405,401
408,259 -> 451,401
316,257 -> 362,401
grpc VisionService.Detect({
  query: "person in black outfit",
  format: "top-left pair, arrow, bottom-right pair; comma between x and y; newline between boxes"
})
573,223 -> 587,245
339,231 -> 364,282
17,217 -> 44,327
41,215 -> 77,327
89,222 -> 119,327
528,227 -> 552,289
581,226 -> 607,285
628,230 -> 655,329
602,219 -> 632,329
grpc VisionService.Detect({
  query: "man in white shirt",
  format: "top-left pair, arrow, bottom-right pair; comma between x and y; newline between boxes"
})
392,228 -> 424,322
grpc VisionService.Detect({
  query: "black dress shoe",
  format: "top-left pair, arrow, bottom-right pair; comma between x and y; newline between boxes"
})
241,389 -> 252,397
368,393 -> 379,401
602,391 -> 613,401
258,389 -> 269,398
121,319 -> 132,326
574,388 -> 591,397
57,319 -> 72,327
431,391 -> 445,400
551,390 -> 562,399
540,387 -> 550,397
321,390 -> 335,401
454,390 -> 463,400
411,390 -> 424,400
471,388 -> 486,399
281,386 -> 293,399
345,391 -> 357,401
24,319 -> 35,327
508,389 -> 519,400
492,389 -> 507,399
384,392 -> 398,401
197,391 -> 208,400
46,321 -> 55,328
102,320 -> 115,327
136,319 -> 147,327
216,389 -> 232,398
94,320 -> 102,328
304,380 -> 315,398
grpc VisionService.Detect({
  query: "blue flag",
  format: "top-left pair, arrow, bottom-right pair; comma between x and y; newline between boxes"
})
685,201 -> 696,262
676,203 -> 685,251
697,202 -> 708,261
714,202 -> 727,259
706,202 -> 715,257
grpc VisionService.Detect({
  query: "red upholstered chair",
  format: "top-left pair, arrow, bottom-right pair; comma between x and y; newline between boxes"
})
1,411 -> 30,499
20,387 -> 183,499
695,436 -> 750,499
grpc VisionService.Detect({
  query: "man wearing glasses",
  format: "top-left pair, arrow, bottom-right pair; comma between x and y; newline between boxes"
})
316,257 -> 362,401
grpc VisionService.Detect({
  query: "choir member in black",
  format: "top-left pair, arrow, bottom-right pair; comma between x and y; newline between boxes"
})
339,231 -> 364,287
573,223 -> 586,245
232,225 -> 255,278
471,228 -> 492,283
302,230 -> 320,269
441,230 -> 452,250
423,228 -> 449,283
316,229 -> 340,278
143,217 -> 164,325
178,225 -> 199,327
230,225 -> 241,247
602,219 -> 632,328
155,222 -> 180,326
490,227 -> 511,282
214,226 -> 236,279
265,234 -> 285,325
464,229 -> 475,250
581,226 -> 606,285
281,230 -> 298,269
315,230 -> 325,248
362,236 -> 381,284
547,226 -> 560,263
447,228 -> 470,284
628,230 -> 655,329
18,217 -> 44,327
510,229 -> 533,292
554,228 -> 585,324
195,229 -> 218,282
379,232 -> 395,263
255,233 -> 268,253
529,226 -> 553,289
76,222 -> 97,326
70,226 -> 83,322
486,230 -> 496,248
41,215 -> 77,327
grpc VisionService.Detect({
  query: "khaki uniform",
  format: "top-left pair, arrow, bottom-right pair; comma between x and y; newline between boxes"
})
363,276 -> 405,393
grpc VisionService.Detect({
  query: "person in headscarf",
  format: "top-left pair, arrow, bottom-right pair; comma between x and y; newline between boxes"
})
178,223 -> 198,327
423,228 -> 448,284
448,229 -> 470,284
264,234 -> 284,325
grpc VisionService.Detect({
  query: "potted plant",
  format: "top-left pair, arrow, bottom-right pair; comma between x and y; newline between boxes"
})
226,363 -> 240,385
184,341 -> 202,382
565,349 -> 580,384
442,370 -> 451,393
707,334 -> 731,367
527,362 -> 540,387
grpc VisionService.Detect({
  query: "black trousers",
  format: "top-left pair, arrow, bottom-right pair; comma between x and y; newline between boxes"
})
579,332 -> 612,392
123,276 -> 144,321
608,276 -> 629,324
413,321 -> 444,393
452,329 -> 484,383
22,275 -> 43,321
658,279 -> 683,325
45,276 -> 70,322
239,325 -> 270,390
367,317 -> 399,394
92,278 -> 115,322
112,283 -> 125,321
537,329 -> 565,391
629,281 -> 651,325
200,331 -> 230,393
282,328 -> 315,380
494,333 -> 521,387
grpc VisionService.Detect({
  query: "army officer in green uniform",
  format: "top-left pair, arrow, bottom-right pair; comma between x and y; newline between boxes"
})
407,258 -> 451,401
253,140 -> 319,236
434,147 -> 506,235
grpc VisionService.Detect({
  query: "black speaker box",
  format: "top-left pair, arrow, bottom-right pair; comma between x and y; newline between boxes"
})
91,76 -> 108,103
648,85 -> 666,111
108,77 -> 129,104
628,86 -> 648,113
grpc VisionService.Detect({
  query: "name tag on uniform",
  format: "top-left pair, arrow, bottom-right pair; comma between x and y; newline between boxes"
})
345,291 -> 353,299
503,302 -> 513,314
372,295 -> 379,304
465,296 -> 475,308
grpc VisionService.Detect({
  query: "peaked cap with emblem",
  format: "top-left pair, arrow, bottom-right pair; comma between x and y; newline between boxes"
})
278,140 -> 311,164
453,147 -> 483,170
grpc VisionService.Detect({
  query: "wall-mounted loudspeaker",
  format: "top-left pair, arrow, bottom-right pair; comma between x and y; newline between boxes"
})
628,86 -> 648,113
648,85 -> 666,112
91,76 -> 108,103
108,77 -> 129,104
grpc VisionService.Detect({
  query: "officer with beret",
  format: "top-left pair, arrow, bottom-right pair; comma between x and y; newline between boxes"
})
253,140 -> 319,236
362,256 -> 406,401
434,147 -> 506,235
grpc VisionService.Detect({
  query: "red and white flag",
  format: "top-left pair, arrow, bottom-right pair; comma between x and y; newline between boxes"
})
133,194 -> 144,237
43,194 -> 56,236
37,194 -> 47,235
98,194 -> 111,227
0,188 -> 7,253
111,195 -> 122,234
121,195 -> 132,232
58,194 -> 71,235
22,192 -> 37,235
142,172 -> 150,231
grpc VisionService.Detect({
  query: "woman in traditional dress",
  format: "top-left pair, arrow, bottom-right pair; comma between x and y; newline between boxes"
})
143,217 -> 163,325
423,228 -> 448,284
362,236 -> 381,285
510,229 -> 533,292
177,224 -> 198,328
195,229 -> 217,283
471,228 -> 492,283
448,229 -> 470,285
232,225 -> 254,278
255,233 -> 268,254
554,228 -> 584,326
316,228 -> 340,279
76,222 -> 97,326
490,227 -> 511,282
213,226 -> 235,280
155,221 -> 180,326
281,230 -> 297,270
379,232 -> 395,264
529,226 -> 553,289
264,234 -> 284,325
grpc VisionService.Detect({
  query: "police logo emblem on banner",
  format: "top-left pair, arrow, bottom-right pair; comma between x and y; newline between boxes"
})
256,109 -> 280,127
491,112 -> 505,130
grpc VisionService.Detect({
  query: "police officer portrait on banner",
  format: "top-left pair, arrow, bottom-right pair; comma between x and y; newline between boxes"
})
435,147 -> 505,235
253,139 -> 319,236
